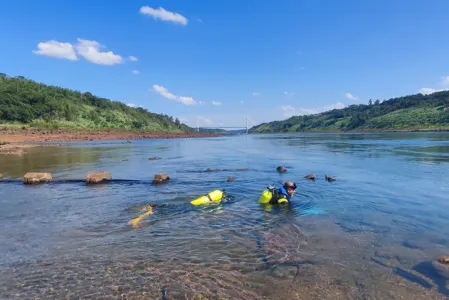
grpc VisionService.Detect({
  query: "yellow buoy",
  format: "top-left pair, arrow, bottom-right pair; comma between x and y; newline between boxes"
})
190,190 -> 223,206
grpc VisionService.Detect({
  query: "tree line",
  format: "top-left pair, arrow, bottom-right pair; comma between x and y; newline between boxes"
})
0,73 -> 194,132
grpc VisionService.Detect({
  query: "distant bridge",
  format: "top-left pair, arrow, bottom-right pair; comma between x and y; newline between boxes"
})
195,116 -> 256,134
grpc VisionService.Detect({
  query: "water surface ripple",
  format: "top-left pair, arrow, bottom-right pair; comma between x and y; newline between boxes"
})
1,132 -> 449,299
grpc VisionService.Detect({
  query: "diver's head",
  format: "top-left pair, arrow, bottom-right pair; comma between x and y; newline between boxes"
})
283,181 -> 297,196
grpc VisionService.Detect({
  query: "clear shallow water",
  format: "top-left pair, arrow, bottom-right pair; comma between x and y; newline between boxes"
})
0,133 -> 449,299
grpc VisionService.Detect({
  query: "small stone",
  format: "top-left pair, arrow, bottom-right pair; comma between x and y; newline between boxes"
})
438,256 -> 449,264
153,173 -> 170,184
304,174 -> 316,180
148,157 -> 161,160
86,171 -> 112,184
227,176 -> 235,182
23,172 -> 53,184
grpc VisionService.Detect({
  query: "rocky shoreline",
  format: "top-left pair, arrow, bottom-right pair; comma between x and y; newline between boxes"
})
0,128 -> 224,143
0,129 -> 225,155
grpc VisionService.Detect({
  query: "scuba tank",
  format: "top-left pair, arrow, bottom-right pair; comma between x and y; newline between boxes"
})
190,189 -> 224,206
258,185 -> 289,204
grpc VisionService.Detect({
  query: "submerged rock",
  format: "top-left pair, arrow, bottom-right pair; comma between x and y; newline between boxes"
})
86,171 -> 112,184
207,168 -> 214,172
432,256 -> 449,279
276,166 -> 287,173
304,174 -> 316,180
153,173 -> 170,184
325,174 -> 336,182
23,172 -> 53,184
148,157 -> 161,160
438,256 -> 449,264
227,176 -> 235,182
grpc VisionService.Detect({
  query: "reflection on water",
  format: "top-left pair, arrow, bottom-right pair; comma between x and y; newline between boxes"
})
1,133 -> 449,299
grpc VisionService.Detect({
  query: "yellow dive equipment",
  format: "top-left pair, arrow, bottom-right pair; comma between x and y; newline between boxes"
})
258,186 -> 289,204
128,205 -> 153,228
190,190 -> 224,206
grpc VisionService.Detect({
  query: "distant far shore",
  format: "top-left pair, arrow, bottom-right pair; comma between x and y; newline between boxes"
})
249,128 -> 449,134
0,128 -> 225,144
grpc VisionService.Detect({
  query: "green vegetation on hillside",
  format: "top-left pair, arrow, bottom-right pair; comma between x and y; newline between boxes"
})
249,91 -> 449,133
0,73 -> 194,132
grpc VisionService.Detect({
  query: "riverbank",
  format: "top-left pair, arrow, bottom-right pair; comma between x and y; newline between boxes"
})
249,128 -> 449,134
0,129 -> 225,155
0,128 -> 224,143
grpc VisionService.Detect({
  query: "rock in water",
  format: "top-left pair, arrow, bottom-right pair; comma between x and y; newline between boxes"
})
86,171 -> 112,184
304,174 -> 316,180
432,256 -> 449,279
148,157 -> 161,160
276,166 -> 287,173
153,173 -> 170,184
227,176 -> 235,182
23,172 -> 53,184
438,256 -> 449,264
325,174 -> 336,182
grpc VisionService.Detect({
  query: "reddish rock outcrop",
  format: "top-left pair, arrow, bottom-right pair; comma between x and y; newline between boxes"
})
86,171 -> 112,184
23,172 -> 53,184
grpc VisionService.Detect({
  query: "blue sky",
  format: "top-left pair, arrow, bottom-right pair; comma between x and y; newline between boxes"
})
1,0 -> 449,128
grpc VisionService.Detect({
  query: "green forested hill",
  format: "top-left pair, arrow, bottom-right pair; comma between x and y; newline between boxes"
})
249,91 -> 449,133
0,73 -> 194,132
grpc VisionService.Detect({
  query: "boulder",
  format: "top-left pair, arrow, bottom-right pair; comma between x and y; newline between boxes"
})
304,174 -> 316,180
86,171 -> 112,184
325,174 -> 336,182
276,166 -> 287,173
153,173 -> 170,184
148,157 -> 161,160
227,176 -> 235,182
207,168 -> 214,172
23,172 -> 53,184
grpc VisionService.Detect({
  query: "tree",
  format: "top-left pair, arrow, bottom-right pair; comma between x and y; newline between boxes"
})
374,99 -> 380,105
369,99 -> 373,106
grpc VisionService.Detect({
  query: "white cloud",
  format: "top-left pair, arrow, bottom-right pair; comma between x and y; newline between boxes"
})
252,92 -> 261,97
442,76 -> 449,87
198,116 -> 213,125
345,92 -> 358,101
240,100 -> 244,104
284,91 -> 295,97
129,56 -> 138,62
419,88 -> 446,95
132,70 -> 140,74
152,84 -> 198,105
281,102 -> 346,118
211,101 -> 222,105
127,103 -> 137,108
33,40 -> 78,61
418,75 -> 449,95
74,38 -> 123,65
140,6 -> 188,25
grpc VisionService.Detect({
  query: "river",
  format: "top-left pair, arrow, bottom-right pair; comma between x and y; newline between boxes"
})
0,132 -> 448,299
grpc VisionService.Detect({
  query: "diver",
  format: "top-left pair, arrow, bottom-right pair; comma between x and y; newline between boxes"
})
258,181 -> 297,205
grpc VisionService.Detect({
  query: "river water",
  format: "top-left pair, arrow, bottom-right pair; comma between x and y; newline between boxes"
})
0,133 -> 448,299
